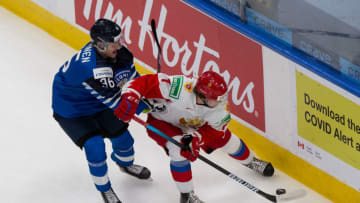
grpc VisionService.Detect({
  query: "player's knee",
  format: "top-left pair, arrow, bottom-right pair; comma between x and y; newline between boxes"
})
84,135 -> 106,162
110,130 -> 134,151
166,136 -> 186,161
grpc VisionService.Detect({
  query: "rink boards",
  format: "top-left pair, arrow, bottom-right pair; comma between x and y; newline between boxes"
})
1,0 -> 359,202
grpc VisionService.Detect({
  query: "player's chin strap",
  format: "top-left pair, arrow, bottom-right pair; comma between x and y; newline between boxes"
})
92,40 -> 108,54
132,116 -> 306,202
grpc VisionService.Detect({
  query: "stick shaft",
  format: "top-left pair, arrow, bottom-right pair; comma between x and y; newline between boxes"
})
150,19 -> 162,73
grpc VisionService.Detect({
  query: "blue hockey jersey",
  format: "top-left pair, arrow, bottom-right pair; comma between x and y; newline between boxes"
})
52,42 -> 140,118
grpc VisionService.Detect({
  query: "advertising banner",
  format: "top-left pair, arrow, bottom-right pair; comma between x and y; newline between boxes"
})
74,0 -> 266,132
296,70 -> 360,170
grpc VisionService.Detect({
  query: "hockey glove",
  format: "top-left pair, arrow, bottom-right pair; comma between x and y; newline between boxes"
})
114,92 -> 140,122
180,134 -> 200,162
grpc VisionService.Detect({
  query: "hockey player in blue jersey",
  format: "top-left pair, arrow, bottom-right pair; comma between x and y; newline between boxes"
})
52,18 -> 151,203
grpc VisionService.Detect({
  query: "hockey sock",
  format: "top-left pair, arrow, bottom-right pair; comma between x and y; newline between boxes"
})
170,160 -> 194,193
110,130 -> 135,167
228,139 -> 254,165
84,135 -> 111,192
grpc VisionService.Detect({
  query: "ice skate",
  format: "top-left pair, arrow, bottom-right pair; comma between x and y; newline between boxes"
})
118,164 -> 151,180
245,157 -> 274,177
100,187 -> 121,203
180,191 -> 205,203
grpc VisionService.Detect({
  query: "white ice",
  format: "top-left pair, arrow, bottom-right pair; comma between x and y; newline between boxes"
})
0,6 -> 332,203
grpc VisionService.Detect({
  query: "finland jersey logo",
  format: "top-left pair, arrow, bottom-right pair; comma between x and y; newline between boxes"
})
114,70 -> 130,88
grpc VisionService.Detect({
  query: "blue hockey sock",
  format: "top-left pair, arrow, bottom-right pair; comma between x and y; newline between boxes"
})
110,130 -> 135,167
84,135 -> 111,192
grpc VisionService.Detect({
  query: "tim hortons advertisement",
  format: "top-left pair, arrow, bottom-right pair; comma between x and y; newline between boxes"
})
74,0 -> 265,132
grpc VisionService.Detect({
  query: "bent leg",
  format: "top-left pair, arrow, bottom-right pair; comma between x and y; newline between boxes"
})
110,130 -> 151,179
110,130 -> 134,167
221,131 -> 274,176
220,131 -> 254,165
146,115 -> 196,193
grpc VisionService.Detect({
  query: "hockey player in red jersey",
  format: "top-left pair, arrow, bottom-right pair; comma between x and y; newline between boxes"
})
114,71 -> 274,203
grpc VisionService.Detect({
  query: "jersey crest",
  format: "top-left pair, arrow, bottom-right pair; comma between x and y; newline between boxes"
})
114,70 -> 130,88
179,117 -> 204,129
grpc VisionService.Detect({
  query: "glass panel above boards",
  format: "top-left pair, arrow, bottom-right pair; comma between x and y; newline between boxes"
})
189,0 -> 360,89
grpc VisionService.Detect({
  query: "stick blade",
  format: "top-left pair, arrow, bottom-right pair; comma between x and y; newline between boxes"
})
277,189 -> 307,202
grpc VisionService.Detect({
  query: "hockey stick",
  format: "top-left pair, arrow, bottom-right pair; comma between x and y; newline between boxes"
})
132,116 -> 306,202
150,19 -> 162,73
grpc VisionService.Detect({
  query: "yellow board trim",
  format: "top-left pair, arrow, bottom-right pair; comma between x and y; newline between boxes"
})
1,0 -> 359,202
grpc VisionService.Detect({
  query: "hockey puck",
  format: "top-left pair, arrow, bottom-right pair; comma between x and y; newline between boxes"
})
276,188 -> 286,195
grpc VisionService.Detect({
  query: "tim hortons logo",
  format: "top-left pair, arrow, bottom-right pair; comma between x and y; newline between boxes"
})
74,0 -> 265,131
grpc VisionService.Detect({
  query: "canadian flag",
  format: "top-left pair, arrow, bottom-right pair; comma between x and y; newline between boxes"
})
297,141 -> 305,149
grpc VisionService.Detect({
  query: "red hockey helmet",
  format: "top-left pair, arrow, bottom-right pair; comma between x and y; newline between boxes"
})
195,71 -> 228,101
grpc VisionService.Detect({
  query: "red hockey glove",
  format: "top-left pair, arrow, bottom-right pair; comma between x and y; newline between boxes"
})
114,92 -> 140,122
180,134 -> 200,162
